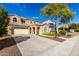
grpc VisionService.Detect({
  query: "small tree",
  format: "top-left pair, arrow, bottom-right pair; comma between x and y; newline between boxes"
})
69,23 -> 77,29
0,6 -> 9,37
41,3 -> 74,38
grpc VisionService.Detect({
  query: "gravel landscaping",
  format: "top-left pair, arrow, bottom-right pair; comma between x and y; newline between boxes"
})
0,36 -> 22,56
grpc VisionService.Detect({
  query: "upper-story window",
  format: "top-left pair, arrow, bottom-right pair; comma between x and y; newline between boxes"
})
30,21 -> 32,24
30,21 -> 35,24
34,21 -> 35,24
13,17 -> 17,22
21,18 -> 25,24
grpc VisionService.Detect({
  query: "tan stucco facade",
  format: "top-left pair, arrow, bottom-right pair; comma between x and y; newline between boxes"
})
8,14 -> 51,35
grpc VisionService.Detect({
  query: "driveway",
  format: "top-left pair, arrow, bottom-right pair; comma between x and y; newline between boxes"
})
13,34 -> 61,56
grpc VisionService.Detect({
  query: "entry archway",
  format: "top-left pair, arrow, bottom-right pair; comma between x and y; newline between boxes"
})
37,27 -> 40,34
29,27 -> 31,34
33,27 -> 35,34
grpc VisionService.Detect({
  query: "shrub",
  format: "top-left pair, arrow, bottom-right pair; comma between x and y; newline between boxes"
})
0,7 -> 9,37
67,34 -> 71,37
59,30 -> 66,35
69,23 -> 77,29
75,29 -> 79,32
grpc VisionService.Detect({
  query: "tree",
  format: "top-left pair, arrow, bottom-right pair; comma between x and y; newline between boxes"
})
69,23 -> 77,29
41,3 -> 74,37
0,6 -> 9,37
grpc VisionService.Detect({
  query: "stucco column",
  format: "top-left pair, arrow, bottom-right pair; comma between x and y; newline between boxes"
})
31,27 -> 33,34
35,27 -> 37,34
39,26 -> 42,35
28,27 -> 30,34
8,25 -> 14,35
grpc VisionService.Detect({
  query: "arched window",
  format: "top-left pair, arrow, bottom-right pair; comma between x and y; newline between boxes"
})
13,17 -> 17,22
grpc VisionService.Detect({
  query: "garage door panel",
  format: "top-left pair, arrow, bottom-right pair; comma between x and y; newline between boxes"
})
14,29 -> 29,35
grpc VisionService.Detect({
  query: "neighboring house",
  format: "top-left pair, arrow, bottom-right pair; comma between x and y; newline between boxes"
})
8,14 -> 53,35
42,20 -> 55,32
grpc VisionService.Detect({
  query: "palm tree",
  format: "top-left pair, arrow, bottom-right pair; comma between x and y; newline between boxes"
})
41,3 -> 74,38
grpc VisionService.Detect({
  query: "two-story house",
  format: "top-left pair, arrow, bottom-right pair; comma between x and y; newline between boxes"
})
7,14 -> 52,35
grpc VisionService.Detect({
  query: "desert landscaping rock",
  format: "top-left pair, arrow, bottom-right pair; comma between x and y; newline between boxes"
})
0,36 -> 21,56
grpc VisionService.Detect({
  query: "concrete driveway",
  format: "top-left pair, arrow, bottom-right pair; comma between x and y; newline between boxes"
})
13,34 -> 61,56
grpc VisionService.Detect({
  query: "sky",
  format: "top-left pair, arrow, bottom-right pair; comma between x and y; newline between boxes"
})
0,3 -> 79,23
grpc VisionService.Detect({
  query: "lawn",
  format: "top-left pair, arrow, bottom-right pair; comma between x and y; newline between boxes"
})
43,32 -> 60,36
39,35 -> 65,42
40,32 -> 79,42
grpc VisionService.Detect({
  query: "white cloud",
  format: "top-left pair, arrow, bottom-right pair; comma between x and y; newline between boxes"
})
74,11 -> 77,15
32,17 -> 39,19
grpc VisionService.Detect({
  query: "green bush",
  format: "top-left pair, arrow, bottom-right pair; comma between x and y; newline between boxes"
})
75,29 -> 79,32
59,30 -> 66,35
0,7 -> 9,37
67,34 -> 71,37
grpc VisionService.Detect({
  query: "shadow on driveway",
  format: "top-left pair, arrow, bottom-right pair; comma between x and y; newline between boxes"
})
0,36 -> 30,50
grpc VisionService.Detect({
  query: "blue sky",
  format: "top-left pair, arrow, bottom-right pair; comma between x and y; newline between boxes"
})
0,3 -> 79,23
